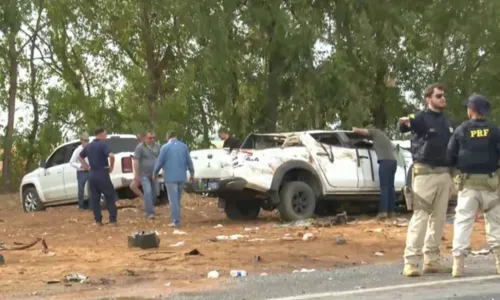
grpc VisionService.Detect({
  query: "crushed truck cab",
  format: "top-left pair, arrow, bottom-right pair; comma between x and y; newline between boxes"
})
186,130 -> 413,221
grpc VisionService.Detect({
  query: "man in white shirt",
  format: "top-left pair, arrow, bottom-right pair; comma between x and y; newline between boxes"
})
70,133 -> 90,210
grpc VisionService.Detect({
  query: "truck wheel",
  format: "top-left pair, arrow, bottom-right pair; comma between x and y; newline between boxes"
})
278,181 -> 316,222
224,198 -> 261,220
22,187 -> 45,212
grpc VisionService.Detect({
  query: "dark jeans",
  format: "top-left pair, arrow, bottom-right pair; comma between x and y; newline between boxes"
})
88,170 -> 118,223
378,160 -> 397,213
77,170 -> 89,209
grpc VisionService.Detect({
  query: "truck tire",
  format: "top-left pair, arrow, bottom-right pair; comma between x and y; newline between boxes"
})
22,187 -> 45,212
224,198 -> 261,220
278,181 -> 316,222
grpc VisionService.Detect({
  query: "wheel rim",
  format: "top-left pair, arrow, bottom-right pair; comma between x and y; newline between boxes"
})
24,192 -> 37,211
291,191 -> 309,214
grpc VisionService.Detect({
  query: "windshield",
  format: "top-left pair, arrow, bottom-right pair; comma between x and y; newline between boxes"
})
241,134 -> 287,149
104,137 -> 139,153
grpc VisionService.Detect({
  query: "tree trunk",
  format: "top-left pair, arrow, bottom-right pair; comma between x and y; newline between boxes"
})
24,0 -> 44,173
2,23 -> 19,189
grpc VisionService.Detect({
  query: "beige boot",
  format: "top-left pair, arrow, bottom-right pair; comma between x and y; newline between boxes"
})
423,261 -> 452,274
403,264 -> 421,277
452,256 -> 465,277
492,249 -> 500,274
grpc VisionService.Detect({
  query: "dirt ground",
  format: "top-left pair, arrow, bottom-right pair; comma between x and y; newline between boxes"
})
0,193 -> 490,300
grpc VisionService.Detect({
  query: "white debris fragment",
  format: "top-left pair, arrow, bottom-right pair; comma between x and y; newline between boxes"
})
213,224 -> 223,228
164,282 -> 171,287
300,268 -> 315,273
173,230 -> 187,235
207,270 -> 220,279
374,251 -> 384,257
302,233 -> 314,241
230,234 -> 247,240
248,238 -> 266,242
244,227 -> 259,231
169,241 -> 185,247
260,272 -> 268,276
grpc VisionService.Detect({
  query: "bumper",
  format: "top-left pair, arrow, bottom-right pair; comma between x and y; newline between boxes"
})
184,177 -> 247,194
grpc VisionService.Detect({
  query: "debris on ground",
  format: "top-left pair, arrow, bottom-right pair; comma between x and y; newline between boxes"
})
336,235 -> 346,245
164,282 -> 171,287
215,234 -> 248,241
125,269 -> 138,276
230,270 -> 247,277
253,255 -> 262,263
65,273 -> 88,284
185,248 -> 202,256
0,253 -> 5,265
173,230 -> 187,235
293,268 -> 315,273
391,218 -> 409,227
312,212 -> 348,227
213,224 -> 223,228
169,241 -> 185,247
374,251 -> 385,257
0,238 -> 43,251
46,280 -> 60,284
282,233 -> 298,241
365,228 -> 384,233
128,231 -> 160,249
275,219 -> 312,228
302,233 -> 315,241
244,227 -> 259,232
260,272 -> 268,276
248,238 -> 267,242
470,248 -> 490,256
96,277 -> 115,285
207,270 -> 219,279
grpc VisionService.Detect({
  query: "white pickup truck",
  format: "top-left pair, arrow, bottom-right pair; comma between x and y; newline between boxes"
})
20,134 -> 167,212
186,130 -> 413,221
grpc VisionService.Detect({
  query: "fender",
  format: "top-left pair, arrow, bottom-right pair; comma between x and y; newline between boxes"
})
269,160 -> 322,196
19,180 -> 45,203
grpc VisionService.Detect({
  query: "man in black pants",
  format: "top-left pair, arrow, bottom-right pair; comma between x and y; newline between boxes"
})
352,126 -> 398,219
79,127 -> 118,225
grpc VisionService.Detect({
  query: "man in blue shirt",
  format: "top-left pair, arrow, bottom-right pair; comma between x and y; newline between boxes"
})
153,131 -> 194,228
79,127 -> 118,225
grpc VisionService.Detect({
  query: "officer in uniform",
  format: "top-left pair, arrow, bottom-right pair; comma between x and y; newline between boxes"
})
79,127 -> 118,225
398,83 -> 455,277
446,94 -> 500,277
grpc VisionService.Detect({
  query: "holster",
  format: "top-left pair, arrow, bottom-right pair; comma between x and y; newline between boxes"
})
403,186 -> 413,211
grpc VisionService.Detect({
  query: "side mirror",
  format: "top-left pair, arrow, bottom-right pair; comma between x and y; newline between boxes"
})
39,160 -> 46,168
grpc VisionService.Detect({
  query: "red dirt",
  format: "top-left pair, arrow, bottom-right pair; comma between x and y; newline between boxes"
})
0,193 -> 489,299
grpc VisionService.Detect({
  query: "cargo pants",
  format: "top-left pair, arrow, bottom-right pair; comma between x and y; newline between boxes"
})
452,175 -> 500,257
403,164 -> 454,265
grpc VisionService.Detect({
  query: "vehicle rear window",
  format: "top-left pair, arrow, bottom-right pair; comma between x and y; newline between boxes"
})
104,138 -> 138,153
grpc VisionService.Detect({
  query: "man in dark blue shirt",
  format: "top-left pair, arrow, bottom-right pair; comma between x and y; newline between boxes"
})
79,127 -> 118,225
446,94 -> 500,277
398,83 -> 454,277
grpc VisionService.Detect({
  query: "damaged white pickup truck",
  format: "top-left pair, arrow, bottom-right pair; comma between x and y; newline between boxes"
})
186,130 -> 412,221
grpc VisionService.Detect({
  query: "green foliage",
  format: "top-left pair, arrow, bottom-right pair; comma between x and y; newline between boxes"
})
2,0 -> 500,189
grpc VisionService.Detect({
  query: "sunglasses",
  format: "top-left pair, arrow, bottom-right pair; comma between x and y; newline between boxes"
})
434,94 -> 445,99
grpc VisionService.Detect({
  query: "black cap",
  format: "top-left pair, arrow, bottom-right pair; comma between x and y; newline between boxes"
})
463,94 -> 490,115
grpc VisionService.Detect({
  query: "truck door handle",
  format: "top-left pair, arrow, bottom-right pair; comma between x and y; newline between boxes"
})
316,152 -> 329,156
358,155 -> 369,159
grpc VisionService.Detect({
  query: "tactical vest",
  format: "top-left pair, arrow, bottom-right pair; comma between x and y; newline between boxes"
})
413,112 -> 452,166
457,120 -> 498,174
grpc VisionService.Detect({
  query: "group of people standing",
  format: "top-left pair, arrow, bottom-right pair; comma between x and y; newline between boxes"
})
361,82 -> 500,278
351,83 -> 500,278
69,127 -> 238,228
